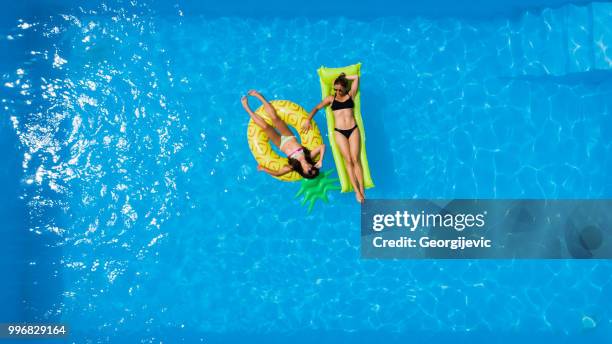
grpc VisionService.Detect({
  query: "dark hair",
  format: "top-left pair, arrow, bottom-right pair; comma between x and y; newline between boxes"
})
288,147 -> 320,179
334,72 -> 349,92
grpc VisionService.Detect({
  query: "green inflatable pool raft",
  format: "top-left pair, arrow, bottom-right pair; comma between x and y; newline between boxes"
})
317,63 -> 374,193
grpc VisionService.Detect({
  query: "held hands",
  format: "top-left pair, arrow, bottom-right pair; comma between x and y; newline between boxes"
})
314,160 -> 322,169
301,120 -> 312,133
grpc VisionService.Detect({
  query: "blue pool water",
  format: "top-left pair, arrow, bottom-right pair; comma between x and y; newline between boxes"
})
1,0 -> 612,342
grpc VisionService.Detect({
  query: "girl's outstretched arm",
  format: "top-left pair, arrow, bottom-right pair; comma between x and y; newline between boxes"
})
302,96 -> 333,133
257,164 -> 292,177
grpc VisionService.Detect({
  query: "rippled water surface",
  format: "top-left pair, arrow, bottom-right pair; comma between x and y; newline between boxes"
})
1,0 -> 612,341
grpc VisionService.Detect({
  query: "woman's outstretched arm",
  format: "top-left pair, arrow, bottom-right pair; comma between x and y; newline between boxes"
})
257,164 -> 292,177
302,96 -> 333,132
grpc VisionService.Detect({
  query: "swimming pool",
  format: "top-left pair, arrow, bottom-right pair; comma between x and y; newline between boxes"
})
1,0 -> 611,342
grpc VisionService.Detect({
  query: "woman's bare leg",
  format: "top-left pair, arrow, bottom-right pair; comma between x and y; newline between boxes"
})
248,90 -> 293,137
335,131 -> 364,203
241,96 -> 281,146
348,128 -> 365,199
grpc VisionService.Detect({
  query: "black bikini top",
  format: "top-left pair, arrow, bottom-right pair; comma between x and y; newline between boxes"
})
331,95 -> 354,111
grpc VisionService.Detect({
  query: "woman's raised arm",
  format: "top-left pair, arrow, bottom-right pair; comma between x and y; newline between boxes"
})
345,75 -> 359,98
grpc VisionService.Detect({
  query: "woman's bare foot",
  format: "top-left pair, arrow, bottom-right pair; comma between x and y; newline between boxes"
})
356,191 -> 364,203
242,96 -> 259,122
248,89 -> 268,103
241,95 -> 250,110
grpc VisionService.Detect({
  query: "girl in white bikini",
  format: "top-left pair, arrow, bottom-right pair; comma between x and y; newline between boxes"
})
241,90 -> 325,179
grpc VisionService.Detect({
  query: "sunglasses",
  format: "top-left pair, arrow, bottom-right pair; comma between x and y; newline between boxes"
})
334,88 -> 344,92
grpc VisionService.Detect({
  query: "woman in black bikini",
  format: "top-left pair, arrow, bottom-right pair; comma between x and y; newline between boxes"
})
303,73 -> 365,203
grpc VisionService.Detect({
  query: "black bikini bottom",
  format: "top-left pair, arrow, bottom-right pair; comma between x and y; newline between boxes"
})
334,125 -> 358,139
